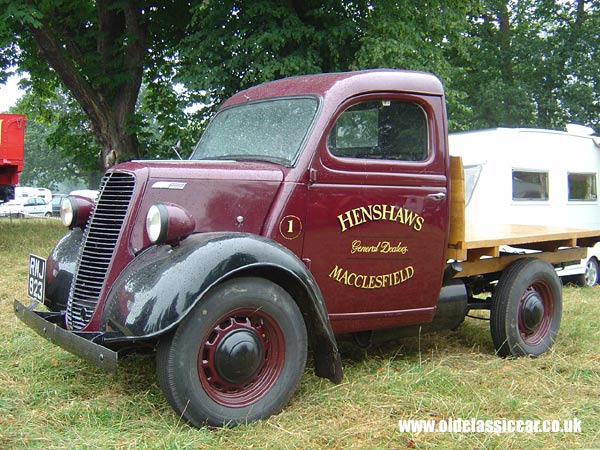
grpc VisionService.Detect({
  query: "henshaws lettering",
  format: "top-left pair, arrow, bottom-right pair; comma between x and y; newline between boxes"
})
329,264 -> 415,289
337,204 -> 424,232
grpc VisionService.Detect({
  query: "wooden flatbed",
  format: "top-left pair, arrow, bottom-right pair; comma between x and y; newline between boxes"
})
447,156 -> 600,277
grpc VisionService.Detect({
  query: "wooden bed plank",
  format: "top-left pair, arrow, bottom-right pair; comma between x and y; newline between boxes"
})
448,156 -> 466,247
463,222 -> 600,249
458,247 -> 587,277
447,221 -> 600,264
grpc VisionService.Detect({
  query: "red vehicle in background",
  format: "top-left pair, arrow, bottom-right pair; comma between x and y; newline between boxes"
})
0,114 -> 26,203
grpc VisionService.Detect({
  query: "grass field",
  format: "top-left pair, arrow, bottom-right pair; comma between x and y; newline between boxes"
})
1,220 -> 599,449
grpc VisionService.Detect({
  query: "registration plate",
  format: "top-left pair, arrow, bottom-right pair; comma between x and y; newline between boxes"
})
28,254 -> 46,302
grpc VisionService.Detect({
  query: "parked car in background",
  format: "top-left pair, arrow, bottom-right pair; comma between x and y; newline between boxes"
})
0,199 -> 25,217
51,194 -> 67,217
558,243 -> 600,287
69,189 -> 99,200
0,197 -> 53,218
21,197 -> 53,217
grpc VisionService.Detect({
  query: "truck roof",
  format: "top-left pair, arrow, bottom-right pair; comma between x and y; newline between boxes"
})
222,69 -> 445,109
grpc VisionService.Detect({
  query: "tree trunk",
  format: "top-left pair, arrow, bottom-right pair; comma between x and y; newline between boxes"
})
497,1 -> 513,84
26,2 -> 146,171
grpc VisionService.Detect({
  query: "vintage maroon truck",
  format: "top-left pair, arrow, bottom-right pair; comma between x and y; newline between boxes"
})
15,70 -> 600,427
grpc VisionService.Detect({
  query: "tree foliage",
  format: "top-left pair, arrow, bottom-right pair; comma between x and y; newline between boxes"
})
453,0 -> 600,131
177,0 -> 368,117
2,0 -> 599,189
353,0 -> 473,130
0,0 -> 197,169
18,119 -> 93,192
16,87 -> 104,188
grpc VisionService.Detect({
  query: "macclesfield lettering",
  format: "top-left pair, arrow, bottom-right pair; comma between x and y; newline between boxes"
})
328,264 -> 415,289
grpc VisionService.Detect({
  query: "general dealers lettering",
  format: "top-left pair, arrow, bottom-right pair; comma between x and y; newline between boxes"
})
351,240 -> 409,255
337,204 -> 424,232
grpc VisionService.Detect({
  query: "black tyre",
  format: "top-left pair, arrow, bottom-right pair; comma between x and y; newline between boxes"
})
156,277 -> 307,428
490,258 -> 562,357
577,258 -> 599,287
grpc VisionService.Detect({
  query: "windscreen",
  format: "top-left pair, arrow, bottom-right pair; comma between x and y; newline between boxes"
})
190,97 -> 319,166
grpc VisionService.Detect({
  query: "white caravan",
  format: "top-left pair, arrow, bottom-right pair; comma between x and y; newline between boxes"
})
449,126 -> 600,286
14,186 -> 53,203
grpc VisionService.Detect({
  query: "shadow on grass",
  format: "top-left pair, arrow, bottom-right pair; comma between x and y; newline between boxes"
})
335,315 -> 496,367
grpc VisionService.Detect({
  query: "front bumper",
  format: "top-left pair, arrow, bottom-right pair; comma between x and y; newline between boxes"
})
14,300 -> 118,372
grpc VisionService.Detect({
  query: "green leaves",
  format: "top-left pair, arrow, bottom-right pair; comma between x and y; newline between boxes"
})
454,0 -> 600,132
13,88 -> 101,189
2,0 -> 599,188
1,2 -> 43,28
179,0 -> 366,115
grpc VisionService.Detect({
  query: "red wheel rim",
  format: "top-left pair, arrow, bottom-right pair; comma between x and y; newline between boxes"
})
517,281 -> 554,346
198,308 -> 285,407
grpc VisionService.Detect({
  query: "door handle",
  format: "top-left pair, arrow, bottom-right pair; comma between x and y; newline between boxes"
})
427,193 -> 446,201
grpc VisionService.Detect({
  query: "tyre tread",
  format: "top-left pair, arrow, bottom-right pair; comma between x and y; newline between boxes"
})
490,257 -> 562,357
155,277 -> 307,427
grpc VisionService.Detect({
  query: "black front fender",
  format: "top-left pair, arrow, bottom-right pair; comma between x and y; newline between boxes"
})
101,232 -> 342,383
44,228 -> 83,312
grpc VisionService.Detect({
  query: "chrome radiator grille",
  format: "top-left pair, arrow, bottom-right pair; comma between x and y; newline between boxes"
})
66,171 -> 135,330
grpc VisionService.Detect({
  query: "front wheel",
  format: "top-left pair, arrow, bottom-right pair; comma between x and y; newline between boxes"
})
490,258 -> 562,357
156,277 -> 307,428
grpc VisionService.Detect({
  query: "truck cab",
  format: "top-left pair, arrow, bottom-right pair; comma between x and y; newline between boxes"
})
209,71 -> 450,334
16,70 -> 595,428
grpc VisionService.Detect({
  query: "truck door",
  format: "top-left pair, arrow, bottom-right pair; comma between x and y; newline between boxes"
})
303,94 -> 449,334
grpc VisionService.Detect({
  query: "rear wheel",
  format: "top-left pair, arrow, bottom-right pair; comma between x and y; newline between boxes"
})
490,258 -> 562,357
156,277 -> 307,427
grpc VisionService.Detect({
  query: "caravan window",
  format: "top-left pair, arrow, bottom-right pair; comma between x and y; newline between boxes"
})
512,170 -> 549,201
568,173 -> 597,201
463,164 -> 482,206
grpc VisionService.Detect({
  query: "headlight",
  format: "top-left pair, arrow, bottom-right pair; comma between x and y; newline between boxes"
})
61,196 -> 94,228
146,203 -> 195,245
146,204 -> 168,243
60,198 -> 74,226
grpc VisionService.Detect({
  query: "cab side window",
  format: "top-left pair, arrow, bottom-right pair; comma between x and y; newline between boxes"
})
328,100 -> 428,161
